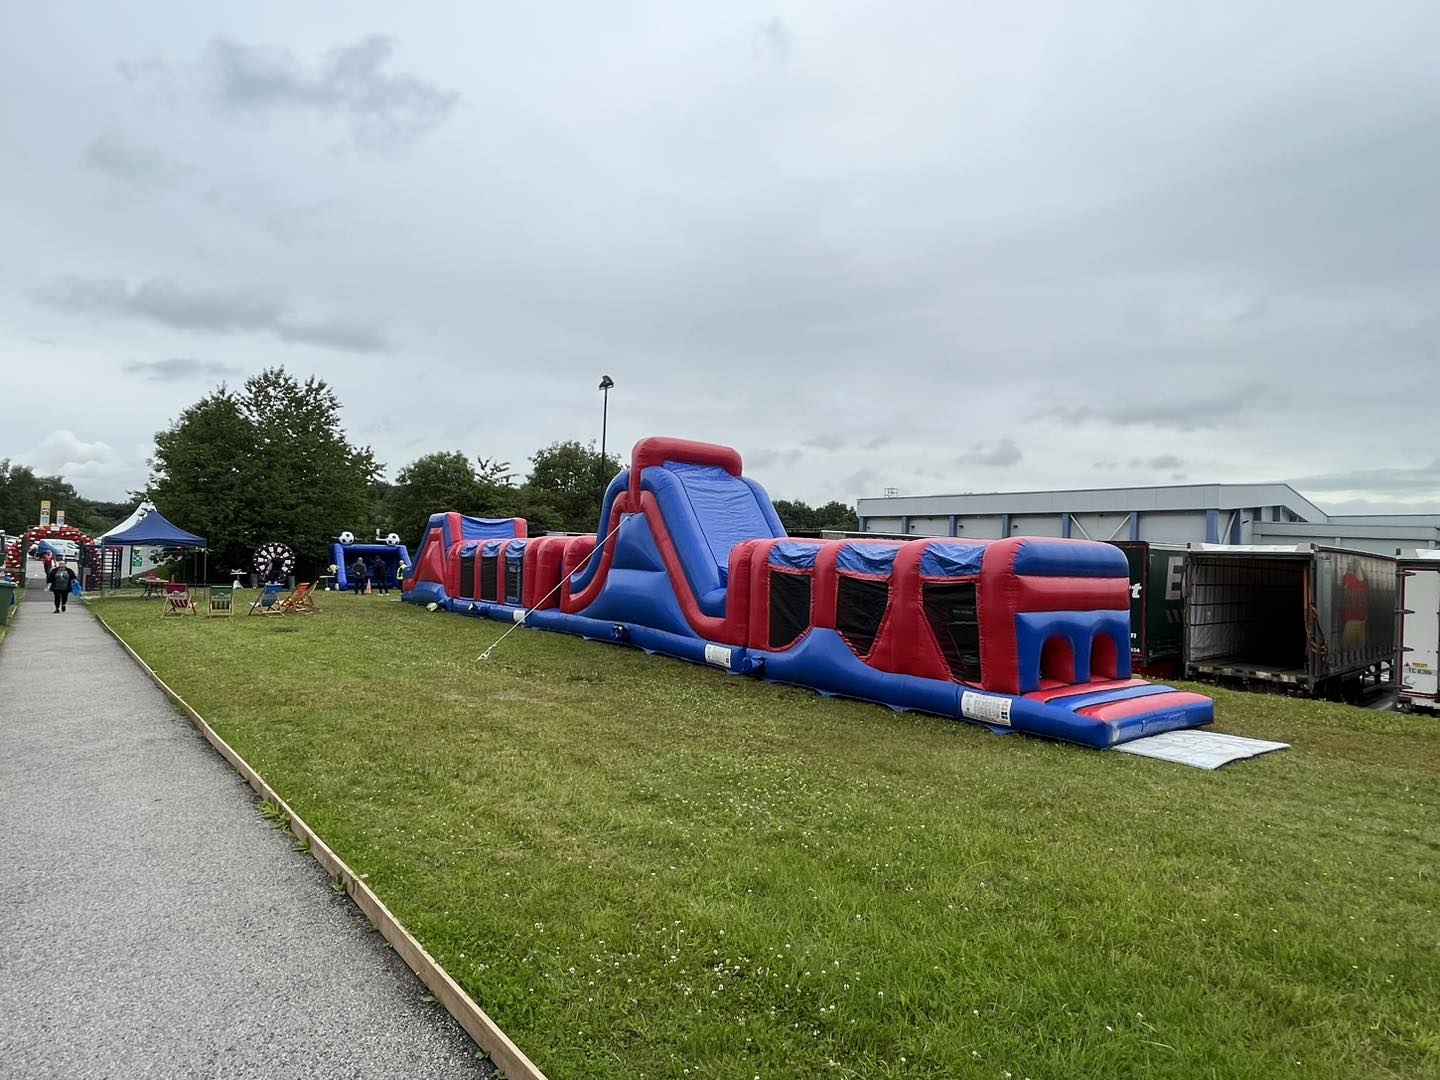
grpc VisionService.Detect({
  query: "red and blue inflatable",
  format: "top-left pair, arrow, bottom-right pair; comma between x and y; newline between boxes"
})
404,437 -> 1213,748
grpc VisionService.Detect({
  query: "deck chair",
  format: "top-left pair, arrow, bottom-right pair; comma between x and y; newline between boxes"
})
247,582 -> 285,615
278,581 -> 318,614
161,582 -> 196,617
207,584 -> 234,618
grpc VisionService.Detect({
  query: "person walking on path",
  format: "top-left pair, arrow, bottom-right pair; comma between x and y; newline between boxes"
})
350,555 -> 369,596
46,561 -> 75,613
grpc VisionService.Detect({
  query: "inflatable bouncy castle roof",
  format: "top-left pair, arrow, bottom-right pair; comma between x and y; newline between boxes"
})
405,437 -> 1213,749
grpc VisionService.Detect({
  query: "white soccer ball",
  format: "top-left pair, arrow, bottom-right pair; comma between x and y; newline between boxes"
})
338,530 -> 355,545
385,532 -> 401,546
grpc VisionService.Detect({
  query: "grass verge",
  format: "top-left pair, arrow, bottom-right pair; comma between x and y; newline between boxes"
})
89,594 -> 1440,1080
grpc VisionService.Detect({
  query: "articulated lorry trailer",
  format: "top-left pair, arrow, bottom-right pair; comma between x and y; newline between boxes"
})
1109,540 -> 1186,676
1397,551 -> 1440,713
1183,544 -> 1396,700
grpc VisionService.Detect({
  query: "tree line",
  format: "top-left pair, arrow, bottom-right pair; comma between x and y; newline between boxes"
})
5,367 -> 857,575
0,461 -> 131,538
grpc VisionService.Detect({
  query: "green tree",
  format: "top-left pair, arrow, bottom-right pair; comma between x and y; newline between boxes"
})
474,456 -> 518,515
521,440 -> 622,534
389,453 -> 519,544
773,498 -> 818,533
392,451 -> 479,544
0,460 -> 44,534
149,390 -> 257,566
813,500 -> 859,531
0,459 -> 137,538
149,368 -> 378,575
772,498 -> 858,534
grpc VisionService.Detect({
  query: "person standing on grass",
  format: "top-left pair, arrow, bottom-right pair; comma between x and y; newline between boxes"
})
46,560 -> 75,613
370,555 -> 389,595
350,554 -> 368,595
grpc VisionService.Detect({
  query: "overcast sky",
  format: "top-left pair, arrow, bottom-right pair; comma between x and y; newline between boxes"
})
3,2 -> 1438,514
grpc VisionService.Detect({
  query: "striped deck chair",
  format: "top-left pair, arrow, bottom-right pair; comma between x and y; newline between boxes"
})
207,584 -> 235,618
278,581 -> 318,614
247,582 -> 285,615
161,582 -> 196,617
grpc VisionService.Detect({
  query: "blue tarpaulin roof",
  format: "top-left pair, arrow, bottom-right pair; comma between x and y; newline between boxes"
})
101,509 -> 207,548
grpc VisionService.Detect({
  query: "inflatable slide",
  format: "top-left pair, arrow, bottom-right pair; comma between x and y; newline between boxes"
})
404,437 -> 1213,749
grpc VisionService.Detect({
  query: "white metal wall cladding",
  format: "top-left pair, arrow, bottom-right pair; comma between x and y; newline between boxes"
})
1401,566 -> 1440,704
1009,514 -> 1065,538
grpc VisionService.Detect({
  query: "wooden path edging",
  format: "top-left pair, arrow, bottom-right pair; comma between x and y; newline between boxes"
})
91,609 -> 549,1080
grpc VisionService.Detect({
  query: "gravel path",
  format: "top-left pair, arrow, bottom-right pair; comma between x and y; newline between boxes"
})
0,594 -> 494,1079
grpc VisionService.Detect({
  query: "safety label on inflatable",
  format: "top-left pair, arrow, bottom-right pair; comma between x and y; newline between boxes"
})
513,608 -> 527,623
960,691 -> 1012,727
704,643 -> 732,670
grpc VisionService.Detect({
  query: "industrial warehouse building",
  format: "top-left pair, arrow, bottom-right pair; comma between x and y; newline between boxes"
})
855,483 -> 1440,555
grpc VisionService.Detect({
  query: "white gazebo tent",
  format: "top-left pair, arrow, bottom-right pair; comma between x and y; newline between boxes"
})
98,501 -> 163,585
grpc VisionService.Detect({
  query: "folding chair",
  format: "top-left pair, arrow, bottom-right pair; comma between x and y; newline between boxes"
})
278,581 -> 318,614
161,582 -> 196,617
247,582 -> 285,615
207,584 -> 234,618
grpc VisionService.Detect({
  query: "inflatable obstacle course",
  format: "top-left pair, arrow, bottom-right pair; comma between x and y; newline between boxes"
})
405,437 -> 1214,749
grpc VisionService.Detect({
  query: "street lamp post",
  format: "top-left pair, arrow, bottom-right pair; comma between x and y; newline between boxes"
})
598,375 -> 615,489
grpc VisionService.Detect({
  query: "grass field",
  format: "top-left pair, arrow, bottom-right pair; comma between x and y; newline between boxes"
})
89,594 -> 1439,1080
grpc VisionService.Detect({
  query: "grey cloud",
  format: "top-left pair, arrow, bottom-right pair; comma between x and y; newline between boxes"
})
116,57 -> 171,83
440,420 -> 477,441
8,5 -> 1440,506
38,276 -> 387,353
956,438 -> 1022,467
801,433 -> 892,454
748,447 -> 804,470
840,468 -> 886,496
1092,460 -> 1120,470
1290,458 -> 1440,496
754,18 -> 794,63
201,35 -> 458,149
1128,453 -> 1186,470
122,357 -> 242,381
84,133 -> 180,186
1042,390 -> 1252,432
204,185 -> 342,244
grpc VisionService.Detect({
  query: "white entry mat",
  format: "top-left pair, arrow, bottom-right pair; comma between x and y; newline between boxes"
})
1115,729 -> 1290,769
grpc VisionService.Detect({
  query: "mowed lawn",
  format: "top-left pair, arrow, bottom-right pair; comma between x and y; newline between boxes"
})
90,595 -> 1439,1080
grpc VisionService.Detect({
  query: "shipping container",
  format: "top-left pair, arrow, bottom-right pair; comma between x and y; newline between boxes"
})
1397,553 -> 1440,713
1108,540 -> 1186,675
1183,544 -> 1395,699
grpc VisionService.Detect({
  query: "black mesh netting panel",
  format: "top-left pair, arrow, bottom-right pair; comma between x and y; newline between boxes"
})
836,576 -> 890,657
769,571 -> 812,649
505,559 -> 523,604
923,581 -> 982,682
458,554 -> 476,598
480,555 -> 499,601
